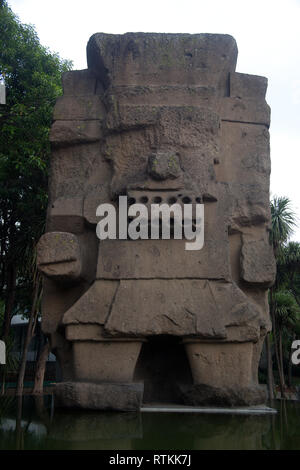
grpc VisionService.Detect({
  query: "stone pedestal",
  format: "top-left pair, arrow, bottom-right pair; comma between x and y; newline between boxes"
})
55,382 -> 144,411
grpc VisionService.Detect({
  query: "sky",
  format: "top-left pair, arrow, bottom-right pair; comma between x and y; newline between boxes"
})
7,0 -> 300,241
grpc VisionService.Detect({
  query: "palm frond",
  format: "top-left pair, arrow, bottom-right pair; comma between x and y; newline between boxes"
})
270,196 -> 297,251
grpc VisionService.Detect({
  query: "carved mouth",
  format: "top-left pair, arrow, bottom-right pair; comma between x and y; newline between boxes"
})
126,190 -> 203,208
121,191 -> 203,238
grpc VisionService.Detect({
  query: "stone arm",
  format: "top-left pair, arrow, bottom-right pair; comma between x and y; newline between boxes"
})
37,231 -> 94,284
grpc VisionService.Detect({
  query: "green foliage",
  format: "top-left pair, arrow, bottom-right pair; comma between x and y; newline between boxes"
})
273,291 -> 300,330
0,1 -> 72,315
269,197 -> 300,390
277,242 -> 300,306
270,196 -> 297,254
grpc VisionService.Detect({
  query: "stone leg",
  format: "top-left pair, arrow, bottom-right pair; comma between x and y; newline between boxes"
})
55,338 -> 145,411
72,339 -> 143,382
181,339 -> 266,406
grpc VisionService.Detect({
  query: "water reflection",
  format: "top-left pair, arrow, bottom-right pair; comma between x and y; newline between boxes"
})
0,395 -> 299,450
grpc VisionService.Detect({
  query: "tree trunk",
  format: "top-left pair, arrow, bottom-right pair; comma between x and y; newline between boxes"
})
266,333 -> 275,400
1,264 -> 17,341
290,281 -> 300,308
34,395 -> 51,432
270,287 -> 286,398
275,326 -> 286,397
16,274 -> 41,396
32,340 -> 50,394
288,332 -> 296,389
279,329 -> 286,388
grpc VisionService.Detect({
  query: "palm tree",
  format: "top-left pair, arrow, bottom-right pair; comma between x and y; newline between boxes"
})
278,242 -> 300,307
273,291 -> 300,389
269,196 -> 297,399
276,242 -> 300,389
270,196 -> 296,256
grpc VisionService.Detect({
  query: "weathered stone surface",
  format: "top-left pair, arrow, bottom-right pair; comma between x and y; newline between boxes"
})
104,280 -> 263,339
241,238 -> 276,286
180,384 -> 267,407
221,97 -> 270,127
72,340 -> 144,382
37,231 -> 97,284
109,85 -> 217,107
63,280 -> 118,325
50,120 -> 103,146
218,122 -> 270,186
65,324 -> 105,341
148,152 -> 182,180
87,33 -> 238,88
83,184 -> 112,225
37,232 -> 83,282
53,95 -> 105,121
49,143 -> 111,201
229,72 -> 268,99
41,278 -> 86,334
104,105 -> 221,197
183,341 -> 254,388
229,183 -> 271,228
96,239 -> 230,280
37,32 -> 275,410
47,197 -> 84,233
55,382 -> 144,411
62,69 -> 101,96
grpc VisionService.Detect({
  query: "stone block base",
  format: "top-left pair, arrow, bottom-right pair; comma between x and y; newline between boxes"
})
55,381 -> 144,411
180,384 -> 267,407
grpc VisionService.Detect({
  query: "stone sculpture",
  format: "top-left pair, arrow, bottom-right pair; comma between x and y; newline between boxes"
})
37,33 -> 276,410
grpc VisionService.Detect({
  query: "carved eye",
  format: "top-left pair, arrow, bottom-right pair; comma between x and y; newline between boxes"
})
182,196 -> 191,204
140,196 -> 149,203
128,197 -> 136,205
168,197 -> 177,204
153,196 -> 162,203
195,197 -> 201,203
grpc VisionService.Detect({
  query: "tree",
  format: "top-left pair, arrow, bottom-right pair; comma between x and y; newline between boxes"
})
273,291 -> 300,387
270,196 -> 296,257
0,1 -> 72,391
278,242 -> 300,307
276,242 -> 300,389
269,196 -> 298,398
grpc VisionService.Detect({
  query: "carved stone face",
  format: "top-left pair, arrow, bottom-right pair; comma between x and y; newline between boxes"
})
37,33 -> 276,409
105,106 -> 220,200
